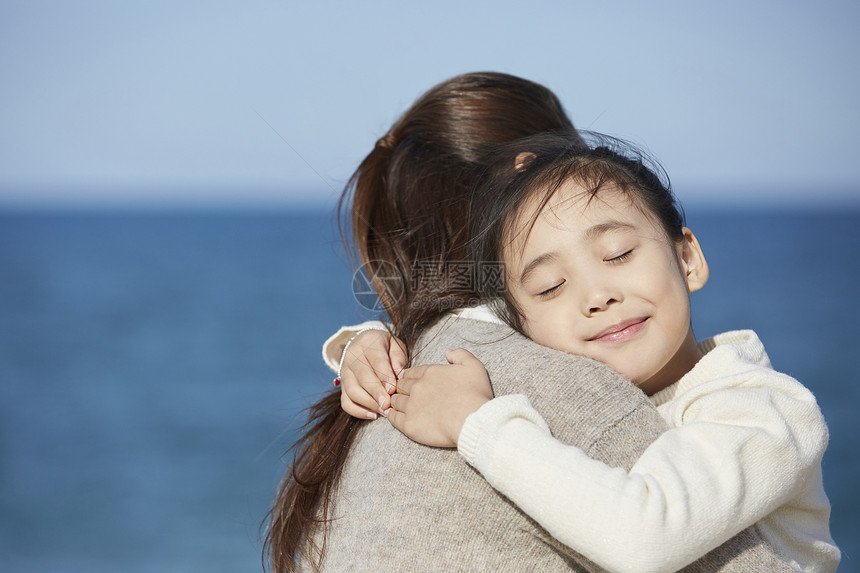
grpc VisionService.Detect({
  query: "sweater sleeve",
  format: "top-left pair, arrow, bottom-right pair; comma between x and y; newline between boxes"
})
458,369 -> 829,573
321,320 -> 388,372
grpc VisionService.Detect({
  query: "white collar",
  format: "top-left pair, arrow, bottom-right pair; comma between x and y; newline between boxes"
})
448,304 -> 507,325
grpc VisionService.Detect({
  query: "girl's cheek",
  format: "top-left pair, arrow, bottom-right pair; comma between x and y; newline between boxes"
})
521,311 -> 551,344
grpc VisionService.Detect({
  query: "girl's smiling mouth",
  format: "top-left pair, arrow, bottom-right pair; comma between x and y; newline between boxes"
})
588,318 -> 649,343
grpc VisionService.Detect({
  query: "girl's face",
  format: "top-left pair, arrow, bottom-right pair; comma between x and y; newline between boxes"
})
503,179 -> 709,395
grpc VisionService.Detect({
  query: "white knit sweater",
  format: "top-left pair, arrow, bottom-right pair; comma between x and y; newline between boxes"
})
458,330 -> 840,573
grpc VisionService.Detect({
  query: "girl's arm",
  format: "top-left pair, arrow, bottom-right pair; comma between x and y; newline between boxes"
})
459,375 -> 827,572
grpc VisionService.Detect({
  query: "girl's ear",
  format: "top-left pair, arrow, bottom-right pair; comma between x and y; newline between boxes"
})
678,227 -> 709,293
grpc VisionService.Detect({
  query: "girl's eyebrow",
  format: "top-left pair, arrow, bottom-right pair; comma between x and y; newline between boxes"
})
584,221 -> 637,240
518,252 -> 558,286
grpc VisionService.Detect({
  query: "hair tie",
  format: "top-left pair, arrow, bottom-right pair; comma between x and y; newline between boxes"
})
376,134 -> 397,150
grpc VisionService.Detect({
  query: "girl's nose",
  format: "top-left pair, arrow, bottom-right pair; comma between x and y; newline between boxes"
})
581,277 -> 622,315
586,295 -> 619,315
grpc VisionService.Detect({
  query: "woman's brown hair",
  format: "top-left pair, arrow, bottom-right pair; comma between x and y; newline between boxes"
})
263,72 -> 579,572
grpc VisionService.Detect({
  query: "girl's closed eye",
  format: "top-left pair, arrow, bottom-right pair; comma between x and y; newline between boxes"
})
537,280 -> 565,299
606,249 -> 633,263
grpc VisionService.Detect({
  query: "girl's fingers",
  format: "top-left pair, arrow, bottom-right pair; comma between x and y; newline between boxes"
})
398,364 -> 429,381
388,337 -> 408,383
394,376 -> 414,397
341,367 -> 385,413
345,356 -> 392,411
345,340 -> 397,387
340,386 -> 378,420
444,348 -> 480,366
386,407 -> 405,432
389,392 -> 408,413
353,331 -> 399,385
364,343 -> 399,387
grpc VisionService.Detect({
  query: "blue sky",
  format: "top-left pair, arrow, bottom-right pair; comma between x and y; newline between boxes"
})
1,0 -> 858,208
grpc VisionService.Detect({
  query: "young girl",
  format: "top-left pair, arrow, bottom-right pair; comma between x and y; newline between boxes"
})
343,134 -> 840,572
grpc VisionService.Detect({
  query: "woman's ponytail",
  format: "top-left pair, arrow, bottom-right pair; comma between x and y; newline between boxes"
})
263,392 -> 363,572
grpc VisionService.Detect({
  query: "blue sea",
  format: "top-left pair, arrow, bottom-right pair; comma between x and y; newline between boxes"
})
1,206 -> 858,572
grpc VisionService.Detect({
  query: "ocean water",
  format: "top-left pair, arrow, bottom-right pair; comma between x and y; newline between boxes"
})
0,207 -> 858,572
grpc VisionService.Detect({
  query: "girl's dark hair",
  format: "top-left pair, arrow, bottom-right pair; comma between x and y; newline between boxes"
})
264,72 -> 579,572
469,131 -> 685,332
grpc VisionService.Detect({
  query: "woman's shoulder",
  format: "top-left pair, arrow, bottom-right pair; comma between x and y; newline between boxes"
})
415,314 -> 597,366
415,315 -> 630,391
414,315 -> 667,465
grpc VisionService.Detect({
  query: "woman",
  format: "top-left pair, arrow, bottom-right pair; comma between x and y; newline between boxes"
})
265,72 -> 792,572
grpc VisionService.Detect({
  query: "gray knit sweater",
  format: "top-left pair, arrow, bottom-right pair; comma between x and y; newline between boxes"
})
303,317 -> 792,572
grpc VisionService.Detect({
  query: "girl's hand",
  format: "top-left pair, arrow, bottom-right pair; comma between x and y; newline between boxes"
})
388,349 -> 493,448
339,330 -> 407,419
